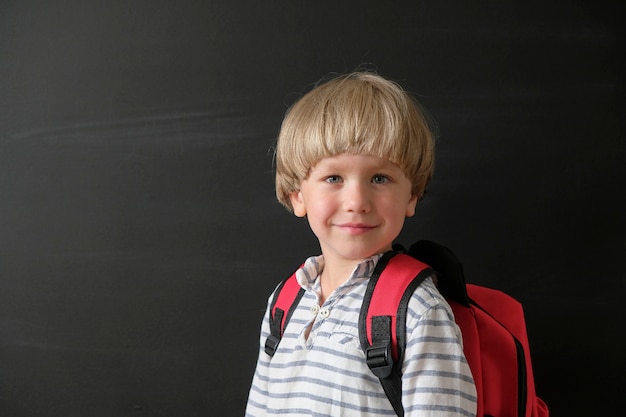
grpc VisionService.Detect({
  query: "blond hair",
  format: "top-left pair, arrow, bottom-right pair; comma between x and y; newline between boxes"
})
275,71 -> 435,211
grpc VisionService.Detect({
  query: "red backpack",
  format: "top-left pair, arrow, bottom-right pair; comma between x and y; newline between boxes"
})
264,240 -> 549,417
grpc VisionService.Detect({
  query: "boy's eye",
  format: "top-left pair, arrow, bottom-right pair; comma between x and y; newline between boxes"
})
372,174 -> 389,184
325,175 -> 342,184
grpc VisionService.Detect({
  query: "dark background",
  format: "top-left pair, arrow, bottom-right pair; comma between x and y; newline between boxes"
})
1,1 -> 624,416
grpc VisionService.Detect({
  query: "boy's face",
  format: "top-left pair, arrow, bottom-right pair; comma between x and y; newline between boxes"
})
289,153 -> 418,264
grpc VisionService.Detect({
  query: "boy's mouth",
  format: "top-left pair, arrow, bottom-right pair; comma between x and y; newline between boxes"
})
336,223 -> 377,235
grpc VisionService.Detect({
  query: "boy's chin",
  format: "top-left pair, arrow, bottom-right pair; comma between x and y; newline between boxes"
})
322,245 -> 393,263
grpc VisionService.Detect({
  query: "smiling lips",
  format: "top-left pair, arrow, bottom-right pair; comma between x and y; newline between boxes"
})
336,223 -> 377,235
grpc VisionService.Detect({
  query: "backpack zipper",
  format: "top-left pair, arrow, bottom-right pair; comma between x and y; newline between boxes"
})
514,337 -> 527,417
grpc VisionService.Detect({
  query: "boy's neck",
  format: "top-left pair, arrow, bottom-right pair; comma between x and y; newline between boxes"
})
318,255 -> 368,304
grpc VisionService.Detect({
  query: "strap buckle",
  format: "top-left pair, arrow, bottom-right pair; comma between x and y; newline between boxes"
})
264,334 -> 280,356
366,342 -> 394,378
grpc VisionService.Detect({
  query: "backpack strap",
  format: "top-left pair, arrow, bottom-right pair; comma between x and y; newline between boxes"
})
359,251 -> 433,417
264,272 -> 305,356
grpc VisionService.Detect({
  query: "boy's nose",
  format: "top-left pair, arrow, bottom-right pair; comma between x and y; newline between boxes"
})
343,182 -> 371,213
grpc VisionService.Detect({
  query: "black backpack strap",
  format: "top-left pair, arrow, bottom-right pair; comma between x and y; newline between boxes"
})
359,251 -> 433,417
264,273 -> 305,356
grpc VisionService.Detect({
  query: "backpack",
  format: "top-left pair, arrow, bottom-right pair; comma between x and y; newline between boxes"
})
264,240 -> 549,417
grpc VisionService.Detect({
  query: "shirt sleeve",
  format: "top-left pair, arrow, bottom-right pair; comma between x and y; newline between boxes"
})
244,294 -> 273,417
401,280 -> 478,417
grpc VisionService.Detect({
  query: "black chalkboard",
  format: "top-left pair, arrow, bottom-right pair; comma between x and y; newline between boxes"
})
1,1 -> 624,416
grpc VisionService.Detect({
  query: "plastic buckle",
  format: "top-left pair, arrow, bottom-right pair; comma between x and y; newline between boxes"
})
366,342 -> 394,378
264,335 -> 280,356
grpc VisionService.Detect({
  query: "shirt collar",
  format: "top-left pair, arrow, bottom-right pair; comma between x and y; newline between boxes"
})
295,253 -> 384,292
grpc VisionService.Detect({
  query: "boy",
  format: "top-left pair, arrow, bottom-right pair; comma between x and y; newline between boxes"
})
245,72 -> 477,416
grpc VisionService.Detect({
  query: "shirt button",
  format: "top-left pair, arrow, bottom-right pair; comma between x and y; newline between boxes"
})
319,307 -> 330,318
310,305 -> 320,314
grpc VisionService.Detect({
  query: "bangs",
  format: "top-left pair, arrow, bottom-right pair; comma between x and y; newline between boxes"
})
288,74 -> 414,175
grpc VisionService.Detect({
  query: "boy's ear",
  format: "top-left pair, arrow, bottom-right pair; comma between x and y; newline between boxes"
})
289,190 -> 307,217
405,194 -> 419,217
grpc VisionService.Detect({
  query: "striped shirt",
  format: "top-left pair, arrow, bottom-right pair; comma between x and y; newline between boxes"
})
246,254 -> 477,417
